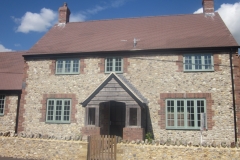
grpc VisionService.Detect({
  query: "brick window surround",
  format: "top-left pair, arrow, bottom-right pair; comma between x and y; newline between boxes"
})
40,94 -> 77,123
176,54 -> 221,72
98,57 -> 130,73
158,93 -> 214,130
50,59 -> 86,75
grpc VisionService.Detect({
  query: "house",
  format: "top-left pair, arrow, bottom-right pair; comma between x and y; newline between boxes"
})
1,0 -> 239,143
0,51 -> 24,134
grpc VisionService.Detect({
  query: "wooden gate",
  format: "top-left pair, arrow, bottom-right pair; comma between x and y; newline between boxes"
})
88,135 -> 117,160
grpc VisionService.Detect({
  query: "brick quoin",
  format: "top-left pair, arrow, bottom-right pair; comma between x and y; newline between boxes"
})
232,54 -> 240,139
158,93 -> 215,130
176,53 -> 222,72
3,96 -> 10,115
17,61 -> 29,133
40,94 -> 78,123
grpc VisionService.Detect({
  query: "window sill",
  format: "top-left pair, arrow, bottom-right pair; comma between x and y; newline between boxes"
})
183,70 -> 214,73
166,128 -> 207,131
45,121 -> 71,124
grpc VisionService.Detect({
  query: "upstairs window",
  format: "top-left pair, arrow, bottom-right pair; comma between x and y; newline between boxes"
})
105,57 -> 123,73
184,54 -> 213,71
56,59 -> 79,74
166,99 -> 206,130
0,95 -> 5,116
46,99 -> 71,123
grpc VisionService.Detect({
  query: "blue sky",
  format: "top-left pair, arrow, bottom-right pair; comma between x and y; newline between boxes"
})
0,0 -> 239,52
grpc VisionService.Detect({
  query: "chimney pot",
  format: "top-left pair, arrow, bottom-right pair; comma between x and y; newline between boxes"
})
58,2 -> 71,23
202,0 -> 214,16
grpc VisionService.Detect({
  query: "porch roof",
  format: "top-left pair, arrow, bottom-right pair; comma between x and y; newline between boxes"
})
81,73 -> 148,107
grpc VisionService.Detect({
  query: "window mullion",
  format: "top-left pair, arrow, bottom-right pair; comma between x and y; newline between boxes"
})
184,99 -> 187,128
113,58 -> 116,72
174,100 -> 177,128
61,100 -> 64,122
201,55 -> 205,70
192,56 -> 195,71
70,60 -> 73,73
52,100 -> 56,122
194,99 -> 198,128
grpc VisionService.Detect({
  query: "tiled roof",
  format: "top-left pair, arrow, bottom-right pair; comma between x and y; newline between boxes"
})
28,13 -> 238,55
0,52 -> 25,90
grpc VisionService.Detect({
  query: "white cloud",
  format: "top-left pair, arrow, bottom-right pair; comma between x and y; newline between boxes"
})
216,3 -> 240,45
70,13 -> 87,22
193,8 -> 203,14
194,2 -> 240,45
15,8 -> 57,33
70,0 -> 128,22
0,44 -> 13,52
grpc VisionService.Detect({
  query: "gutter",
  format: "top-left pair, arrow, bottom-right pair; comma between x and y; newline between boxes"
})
230,49 -> 237,143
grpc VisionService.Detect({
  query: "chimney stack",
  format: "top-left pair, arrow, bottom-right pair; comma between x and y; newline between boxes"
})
58,2 -> 71,23
202,0 -> 214,16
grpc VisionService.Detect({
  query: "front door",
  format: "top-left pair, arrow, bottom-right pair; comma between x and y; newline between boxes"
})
109,101 -> 126,137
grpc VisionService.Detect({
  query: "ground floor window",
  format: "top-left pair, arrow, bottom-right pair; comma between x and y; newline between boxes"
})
0,95 -> 5,115
88,108 -> 96,125
46,99 -> 71,123
166,99 -> 206,129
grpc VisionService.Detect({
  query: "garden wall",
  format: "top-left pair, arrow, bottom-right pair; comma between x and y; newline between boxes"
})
1,133 -> 240,160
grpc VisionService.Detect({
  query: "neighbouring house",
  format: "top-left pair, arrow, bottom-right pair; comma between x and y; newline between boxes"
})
0,0 -> 240,143
0,52 -> 24,133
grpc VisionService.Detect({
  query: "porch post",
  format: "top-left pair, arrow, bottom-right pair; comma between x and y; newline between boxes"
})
96,106 -> 99,127
137,108 -> 141,127
126,106 -> 129,127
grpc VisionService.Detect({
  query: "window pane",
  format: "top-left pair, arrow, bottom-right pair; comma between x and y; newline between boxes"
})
106,58 -> 113,72
177,100 -> 184,127
167,100 -> 174,126
204,55 -> 212,69
187,100 -> 195,127
195,55 -> 202,70
0,95 -> 5,115
185,55 -> 192,70
72,60 -> 79,73
47,100 -> 54,121
130,108 -> 137,126
57,60 -> 63,73
55,100 -> 62,121
65,60 -> 71,73
64,100 -> 70,121
115,58 -> 122,72
197,100 -> 205,127
88,108 -> 95,125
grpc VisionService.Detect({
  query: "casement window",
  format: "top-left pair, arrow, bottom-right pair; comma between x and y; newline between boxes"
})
184,54 -> 213,71
105,57 -> 123,73
166,99 -> 206,130
46,99 -> 71,123
56,59 -> 80,74
88,108 -> 96,125
0,95 -> 5,116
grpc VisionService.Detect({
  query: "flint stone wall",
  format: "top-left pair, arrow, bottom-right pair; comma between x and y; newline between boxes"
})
0,137 -> 88,160
0,95 -> 18,133
21,53 -> 234,142
0,136 -> 240,160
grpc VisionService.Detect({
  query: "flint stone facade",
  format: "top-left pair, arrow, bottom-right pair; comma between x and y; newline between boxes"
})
19,52 -> 235,142
0,95 -> 18,133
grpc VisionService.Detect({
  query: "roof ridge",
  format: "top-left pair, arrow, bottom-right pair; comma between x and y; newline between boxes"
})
66,13 -> 207,24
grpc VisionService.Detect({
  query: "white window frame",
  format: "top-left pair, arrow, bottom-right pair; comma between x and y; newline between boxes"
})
183,54 -> 214,72
46,99 -> 71,123
55,59 -> 80,74
0,95 -> 5,116
105,57 -> 123,73
165,99 -> 207,130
